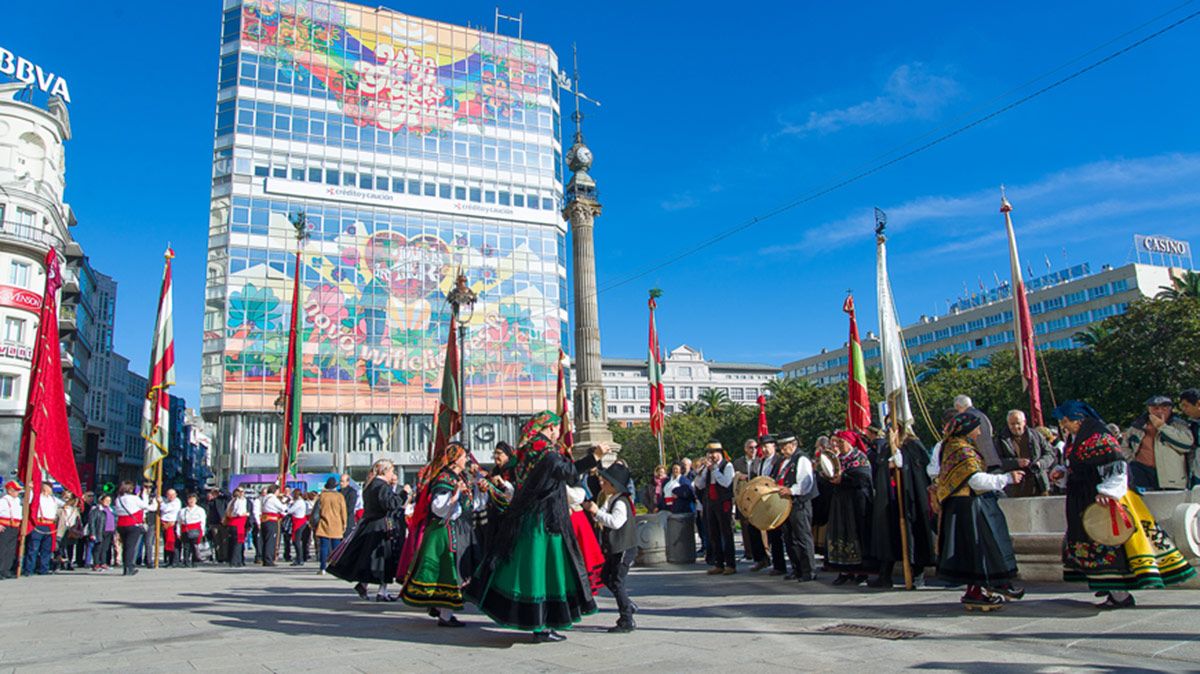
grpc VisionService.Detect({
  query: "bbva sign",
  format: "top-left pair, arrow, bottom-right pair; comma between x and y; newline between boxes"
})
0,47 -> 71,103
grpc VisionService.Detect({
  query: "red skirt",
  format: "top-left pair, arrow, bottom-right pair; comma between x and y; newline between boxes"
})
570,509 -> 605,594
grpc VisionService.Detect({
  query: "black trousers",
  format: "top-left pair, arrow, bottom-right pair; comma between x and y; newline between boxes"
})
261,520 -> 280,564
768,527 -> 786,572
782,498 -> 816,577
602,547 -> 637,622
228,527 -> 245,566
0,525 -> 17,578
292,524 -> 308,563
118,525 -> 143,575
705,500 -> 736,569
744,520 -> 769,564
182,532 -> 202,566
95,532 -> 113,566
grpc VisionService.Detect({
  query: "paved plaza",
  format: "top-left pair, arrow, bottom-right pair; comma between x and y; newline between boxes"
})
2,560 -> 1199,673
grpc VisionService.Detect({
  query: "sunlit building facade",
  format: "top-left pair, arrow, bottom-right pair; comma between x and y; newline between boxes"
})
204,1 -> 565,480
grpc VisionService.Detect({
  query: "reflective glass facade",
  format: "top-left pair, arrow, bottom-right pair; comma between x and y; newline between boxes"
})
204,0 -> 564,474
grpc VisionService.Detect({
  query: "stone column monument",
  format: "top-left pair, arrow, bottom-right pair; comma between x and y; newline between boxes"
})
561,58 -> 616,457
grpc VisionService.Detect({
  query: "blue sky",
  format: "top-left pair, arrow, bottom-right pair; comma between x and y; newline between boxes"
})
5,1 -> 1199,405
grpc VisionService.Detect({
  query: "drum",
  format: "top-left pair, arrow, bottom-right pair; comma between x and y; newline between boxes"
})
733,474 -> 749,502
815,448 -> 842,480
1083,501 -> 1136,546
738,476 -> 792,532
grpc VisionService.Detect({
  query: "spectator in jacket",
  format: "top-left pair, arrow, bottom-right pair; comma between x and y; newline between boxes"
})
1124,395 -> 1193,491
1179,389 -> 1200,487
954,395 -> 1000,470
996,410 -> 1057,497
88,494 -> 116,570
315,477 -> 349,574
339,474 -> 358,529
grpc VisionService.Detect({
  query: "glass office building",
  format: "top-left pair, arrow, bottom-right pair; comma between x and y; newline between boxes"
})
204,0 -> 565,479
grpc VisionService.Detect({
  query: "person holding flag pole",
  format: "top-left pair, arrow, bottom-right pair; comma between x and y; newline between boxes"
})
141,246 -> 175,570
16,247 -> 82,578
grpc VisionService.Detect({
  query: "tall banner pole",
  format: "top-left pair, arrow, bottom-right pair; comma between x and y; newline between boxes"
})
153,456 -> 163,569
889,407 -> 913,590
14,432 -> 36,578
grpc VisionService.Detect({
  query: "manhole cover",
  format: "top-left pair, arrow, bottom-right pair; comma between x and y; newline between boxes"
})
816,623 -> 921,640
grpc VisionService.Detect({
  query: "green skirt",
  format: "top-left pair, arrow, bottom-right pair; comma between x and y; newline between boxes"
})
466,513 -> 597,631
400,520 -> 464,609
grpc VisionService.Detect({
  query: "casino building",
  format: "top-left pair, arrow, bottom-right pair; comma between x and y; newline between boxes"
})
203,1 -> 566,481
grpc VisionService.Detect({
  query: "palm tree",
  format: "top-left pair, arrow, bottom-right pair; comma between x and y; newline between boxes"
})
924,351 -> 969,375
679,400 -> 707,416
1157,270 -> 1200,300
1073,324 -> 1111,348
697,388 -> 732,417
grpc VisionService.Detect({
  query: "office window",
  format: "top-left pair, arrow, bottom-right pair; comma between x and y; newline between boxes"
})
619,386 -> 635,400
325,169 -> 339,185
308,167 -> 322,182
376,176 -> 389,191
639,405 -> 650,414
407,179 -> 420,194
290,168 -> 304,181
392,178 -> 405,193
622,405 -> 634,414
730,388 -> 744,401
484,190 -> 496,204
423,183 -> 436,197
469,187 -> 482,203
4,317 -> 24,342
359,173 -> 372,189
253,165 -> 269,177
9,261 -> 30,287
514,194 -> 525,207
439,184 -> 451,199
679,386 -> 693,399
677,366 -> 693,377
607,405 -> 617,414
454,186 -> 466,200
664,385 -> 675,399
0,375 -> 14,399
499,191 -> 511,206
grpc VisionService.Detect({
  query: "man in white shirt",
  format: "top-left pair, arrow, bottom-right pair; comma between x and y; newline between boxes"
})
158,488 -> 182,567
260,485 -> 287,566
0,480 -> 23,579
22,482 -> 60,576
584,462 -> 638,633
775,434 -> 818,582
179,493 -> 207,568
745,436 -> 774,572
693,441 -> 736,575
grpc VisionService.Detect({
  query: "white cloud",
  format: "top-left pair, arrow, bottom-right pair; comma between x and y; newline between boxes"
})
660,193 -> 696,212
779,63 -> 959,138
761,152 -> 1200,261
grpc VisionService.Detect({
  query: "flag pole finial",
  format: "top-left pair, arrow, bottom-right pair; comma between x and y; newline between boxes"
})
1000,185 -> 1013,213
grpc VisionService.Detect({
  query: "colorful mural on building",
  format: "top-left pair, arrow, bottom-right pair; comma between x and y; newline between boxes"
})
239,0 -> 554,135
222,211 -> 563,415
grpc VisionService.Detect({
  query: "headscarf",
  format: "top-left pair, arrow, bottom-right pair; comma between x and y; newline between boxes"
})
944,411 -> 981,438
833,430 -> 867,452
520,410 -> 561,446
1051,400 -> 1104,423
417,442 -> 468,493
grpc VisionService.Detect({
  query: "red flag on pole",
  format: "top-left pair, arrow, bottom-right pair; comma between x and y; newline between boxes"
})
648,291 -> 666,437
141,248 -> 175,481
1001,191 -> 1044,426
18,247 -> 82,509
843,295 -> 872,432
278,246 -> 304,480
756,394 -> 769,458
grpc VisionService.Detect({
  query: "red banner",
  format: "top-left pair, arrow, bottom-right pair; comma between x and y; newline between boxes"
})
0,285 -> 43,313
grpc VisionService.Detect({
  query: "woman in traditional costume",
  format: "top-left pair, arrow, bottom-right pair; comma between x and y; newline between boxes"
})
933,412 -> 1024,609
1053,401 -> 1196,608
868,426 -> 937,588
825,430 -> 875,586
327,459 -> 406,602
400,442 -> 482,626
466,411 -> 597,643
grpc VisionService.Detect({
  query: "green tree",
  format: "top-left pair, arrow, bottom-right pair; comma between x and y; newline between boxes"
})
697,388 -> 732,417
1072,324 -> 1111,348
924,351 -> 970,374
1156,270 -> 1200,300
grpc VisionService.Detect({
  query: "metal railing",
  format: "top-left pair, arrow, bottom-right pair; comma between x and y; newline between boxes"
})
0,220 -> 66,252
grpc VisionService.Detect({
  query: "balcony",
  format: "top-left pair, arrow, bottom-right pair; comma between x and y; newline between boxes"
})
59,304 -> 77,333
0,221 -> 66,256
61,267 -> 80,295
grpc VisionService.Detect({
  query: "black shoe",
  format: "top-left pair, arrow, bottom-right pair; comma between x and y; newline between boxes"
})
990,584 -> 1025,600
533,630 -> 566,643
832,573 -> 850,586
290,562 -> 303,567
797,574 -> 818,583
608,621 -> 636,633
128,568 -> 139,577
854,574 -> 869,586
867,576 -> 893,588
437,616 -> 465,627
784,573 -> 798,580
428,607 -> 442,618
1097,593 -> 1136,610
768,568 -> 786,576
354,583 -> 368,600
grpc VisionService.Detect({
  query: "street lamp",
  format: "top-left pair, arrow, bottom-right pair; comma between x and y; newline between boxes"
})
446,271 -> 477,441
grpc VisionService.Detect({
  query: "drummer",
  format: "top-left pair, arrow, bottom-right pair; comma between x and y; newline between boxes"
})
774,434 -> 817,582
758,435 -> 787,577
747,435 -> 780,573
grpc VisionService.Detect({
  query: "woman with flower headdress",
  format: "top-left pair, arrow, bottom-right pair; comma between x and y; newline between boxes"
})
824,430 -> 876,586
400,442 -> 485,626
934,411 -> 1024,610
466,410 -> 597,643
1052,400 -> 1195,609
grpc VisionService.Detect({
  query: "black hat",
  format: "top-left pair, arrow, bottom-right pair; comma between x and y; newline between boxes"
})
1145,395 -> 1173,407
759,434 -> 776,445
597,462 -> 632,495
777,433 -> 796,445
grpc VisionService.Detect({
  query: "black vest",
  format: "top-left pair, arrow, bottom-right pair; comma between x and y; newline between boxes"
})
601,494 -> 637,552
775,455 -> 796,484
706,461 -> 733,503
